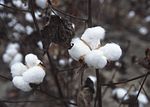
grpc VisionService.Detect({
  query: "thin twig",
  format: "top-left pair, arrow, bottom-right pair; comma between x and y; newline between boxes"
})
136,72 -> 149,101
95,69 -> 102,107
0,3 -> 30,12
102,73 -> 150,86
51,6 -> 87,22
0,74 -> 11,81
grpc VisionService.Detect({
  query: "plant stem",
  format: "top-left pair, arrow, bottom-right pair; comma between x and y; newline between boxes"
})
95,69 -> 102,107
88,0 -> 92,27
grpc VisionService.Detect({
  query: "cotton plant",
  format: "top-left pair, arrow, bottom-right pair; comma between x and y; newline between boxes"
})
11,53 -> 46,92
68,26 -> 122,69
2,43 -> 23,66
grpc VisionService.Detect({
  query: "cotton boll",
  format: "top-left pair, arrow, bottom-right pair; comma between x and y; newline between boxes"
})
36,0 -> 48,9
37,41 -> 43,49
12,0 -> 22,8
88,75 -> 96,84
68,38 -> 91,61
10,53 -> 23,66
131,91 -> 148,105
99,43 -> 122,61
12,76 -> 32,92
59,59 -> 66,66
26,26 -> 33,35
81,26 -> 105,49
25,13 -> 33,22
84,50 -> 107,69
7,43 -> 20,50
23,66 -> 45,84
6,48 -> 18,57
14,23 -> 25,33
2,53 -> 12,63
25,53 -> 41,68
11,62 -> 27,77
112,88 -> 129,100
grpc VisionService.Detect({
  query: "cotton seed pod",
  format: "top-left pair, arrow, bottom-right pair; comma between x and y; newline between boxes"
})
35,0 -> 48,9
25,53 -> 41,68
81,26 -> 105,49
68,38 -> 91,61
23,66 -> 45,84
99,43 -> 122,61
12,76 -> 32,92
11,62 -> 27,77
84,50 -> 107,69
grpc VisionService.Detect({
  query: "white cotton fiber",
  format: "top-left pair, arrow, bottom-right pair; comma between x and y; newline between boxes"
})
131,91 -> 148,104
68,38 -> 91,61
35,0 -> 48,9
23,66 -> 45,84
25,53 -> 41,68
11,62 -> 27,77
7,43 -> 20,50
81,26 -> 105,49
112,88 -> 128,100
10,53 -> 23,66
99,43 -> 122,61
6,48 -> 18,57
84,50 -> 107,69
2,53 -> 12,63
12,76 -> 32,92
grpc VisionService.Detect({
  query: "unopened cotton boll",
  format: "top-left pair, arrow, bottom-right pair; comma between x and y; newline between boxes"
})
36,0 -> 48,9
10,53 -> 23,66
11,62 -> 27,77
6,48 -> 18,57
99,43 -> 122,61
25,53 -> 41,68
84,50 -> 107,69
12,76 -> 32,92
112,88 -> 128,100
81,26 -> 105,49
2,53 -> 12,63
23,66 -> 45,84
68,38 -> 91,61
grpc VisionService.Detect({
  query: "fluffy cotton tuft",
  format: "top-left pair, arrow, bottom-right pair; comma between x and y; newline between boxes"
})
99,43 -> 122,61
25,53 -> 41,68
12,76 -> 32,92
2,53 -> 12,63
88,75 -> 96,83
7,43 -> 20,50
84,50 -> 107,69
23,66 -> 45,84
35,0 -> 48,9
6,48 -> 18,57
10,53 -> 23,66
81,26 -> 105,49
11,62 -> 27,77
68,38 -> 91,61
112,88 -> 128,100
131,91 -> 148,104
